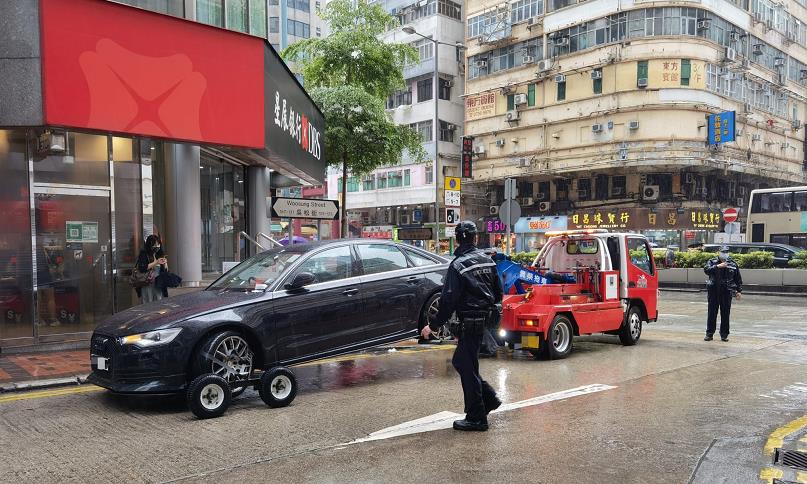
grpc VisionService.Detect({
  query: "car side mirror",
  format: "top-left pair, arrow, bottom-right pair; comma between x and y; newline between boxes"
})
285,272 -> 316,290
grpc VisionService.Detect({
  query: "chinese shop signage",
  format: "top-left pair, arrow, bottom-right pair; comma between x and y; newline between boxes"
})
707,111 -> 736,145
569,208 -> 722,230
465,92 -> 496,120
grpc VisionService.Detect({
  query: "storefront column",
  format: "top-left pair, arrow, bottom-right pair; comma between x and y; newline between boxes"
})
163,143 -> 202,286
247,166 -> 271,254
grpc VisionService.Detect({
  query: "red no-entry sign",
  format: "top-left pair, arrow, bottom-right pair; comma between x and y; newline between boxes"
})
723,208 -> 738,223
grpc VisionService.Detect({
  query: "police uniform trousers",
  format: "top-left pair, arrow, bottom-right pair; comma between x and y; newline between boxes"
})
452,320 -> 498,422
706,286 -> 732,338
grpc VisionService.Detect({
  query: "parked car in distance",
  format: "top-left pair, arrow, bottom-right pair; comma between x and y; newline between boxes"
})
701,243 -> 802,268
88,240 -> 449,394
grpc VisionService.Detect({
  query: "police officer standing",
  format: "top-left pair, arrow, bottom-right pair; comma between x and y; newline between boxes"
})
421,221 -> 503,431
704,245 -> 743,342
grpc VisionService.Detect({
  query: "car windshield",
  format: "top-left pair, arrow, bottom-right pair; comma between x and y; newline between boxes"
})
208,250 -> 303,291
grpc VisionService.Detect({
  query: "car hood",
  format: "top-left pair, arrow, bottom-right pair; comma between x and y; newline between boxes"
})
94,290 -> 264,336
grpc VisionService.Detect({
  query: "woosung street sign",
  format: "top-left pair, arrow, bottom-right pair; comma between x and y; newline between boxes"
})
270,197 -> 339,220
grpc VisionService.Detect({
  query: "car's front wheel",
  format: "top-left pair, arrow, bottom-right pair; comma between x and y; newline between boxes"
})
197,331 -> 254,397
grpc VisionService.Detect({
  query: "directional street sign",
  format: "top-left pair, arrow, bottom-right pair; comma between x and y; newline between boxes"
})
270,197 -> 340,220
499,200 -> 521,226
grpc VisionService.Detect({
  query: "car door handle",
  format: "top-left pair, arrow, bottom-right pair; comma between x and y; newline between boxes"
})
405,276 -> 420,284
342,288 -> 358,296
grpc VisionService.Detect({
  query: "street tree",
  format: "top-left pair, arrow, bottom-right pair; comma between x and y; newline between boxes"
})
283,0 -> 426,236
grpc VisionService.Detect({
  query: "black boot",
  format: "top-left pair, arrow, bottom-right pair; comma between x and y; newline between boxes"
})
485,398 -> 502,414
453,419 -> 489,432
704,334 -> 713,341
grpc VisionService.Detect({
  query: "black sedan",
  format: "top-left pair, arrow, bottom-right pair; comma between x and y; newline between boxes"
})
88,240 -> 449,394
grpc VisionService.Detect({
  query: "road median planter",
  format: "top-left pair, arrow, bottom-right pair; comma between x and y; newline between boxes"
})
658,268 -> 807,294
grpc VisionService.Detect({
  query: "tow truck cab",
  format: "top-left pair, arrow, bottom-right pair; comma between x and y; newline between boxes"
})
499,231 -> 658,359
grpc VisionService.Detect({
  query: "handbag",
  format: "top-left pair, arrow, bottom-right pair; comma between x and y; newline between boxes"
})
128,268 -> 155,288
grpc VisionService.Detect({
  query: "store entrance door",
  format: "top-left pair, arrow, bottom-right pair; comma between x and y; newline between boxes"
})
33,186 -> 113,343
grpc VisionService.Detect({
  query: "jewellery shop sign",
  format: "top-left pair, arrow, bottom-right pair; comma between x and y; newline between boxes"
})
569,208 -> 722,231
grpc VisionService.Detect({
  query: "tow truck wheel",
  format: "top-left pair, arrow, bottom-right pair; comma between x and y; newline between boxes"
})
187,374 -> 232,419
259,367 -> 297,408
619,306 -> 643,346
546,315 -> 574,360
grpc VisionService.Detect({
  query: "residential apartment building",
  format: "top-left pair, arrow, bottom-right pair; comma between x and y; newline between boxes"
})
463,0 -> 807,251
327,0 -> 469,251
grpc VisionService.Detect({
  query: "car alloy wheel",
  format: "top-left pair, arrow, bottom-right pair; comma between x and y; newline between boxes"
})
210,335 -> 253,384
427,296 -> 455,340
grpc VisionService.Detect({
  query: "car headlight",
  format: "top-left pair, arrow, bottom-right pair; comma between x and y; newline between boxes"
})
120,328 -> 182,348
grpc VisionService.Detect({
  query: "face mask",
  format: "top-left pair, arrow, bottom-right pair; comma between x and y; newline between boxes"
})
154,245 -> 161,251
718,253 -> 728,261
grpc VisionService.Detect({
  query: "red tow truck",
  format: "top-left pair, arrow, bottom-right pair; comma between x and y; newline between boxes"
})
498,230 -> 659,359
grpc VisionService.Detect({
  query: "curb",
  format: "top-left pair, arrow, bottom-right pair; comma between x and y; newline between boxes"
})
0,374 -> 90,394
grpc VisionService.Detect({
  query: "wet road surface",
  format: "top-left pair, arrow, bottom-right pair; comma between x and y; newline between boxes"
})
1,291 -> 806,483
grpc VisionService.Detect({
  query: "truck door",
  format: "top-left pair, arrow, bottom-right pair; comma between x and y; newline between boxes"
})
624,237 -> 658,321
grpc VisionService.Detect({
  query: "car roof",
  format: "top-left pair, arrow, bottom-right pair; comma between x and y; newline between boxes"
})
703,242 -> 801,251
257,239 -> 450,260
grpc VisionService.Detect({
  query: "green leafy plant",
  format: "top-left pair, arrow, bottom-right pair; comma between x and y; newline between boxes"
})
788,250 -> 807,269
282,0 -> 426,234
509,252 -> 538,265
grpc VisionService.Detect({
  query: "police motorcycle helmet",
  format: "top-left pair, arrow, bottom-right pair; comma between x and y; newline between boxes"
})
455,220 -> 478,244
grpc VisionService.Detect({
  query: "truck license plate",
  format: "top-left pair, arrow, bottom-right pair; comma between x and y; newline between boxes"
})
521,334 -> 539,349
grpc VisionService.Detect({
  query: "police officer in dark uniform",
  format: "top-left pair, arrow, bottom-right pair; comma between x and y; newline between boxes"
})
421,221 -> 504,431
704,245 -> 743,342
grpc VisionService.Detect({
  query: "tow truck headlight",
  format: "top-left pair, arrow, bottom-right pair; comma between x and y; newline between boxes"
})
120,328 -> 182,348
498,329 -> 507,338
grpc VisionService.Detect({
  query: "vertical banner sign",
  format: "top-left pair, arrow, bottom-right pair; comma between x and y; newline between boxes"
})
707,111 -> 736,145
461,136 -> 474,179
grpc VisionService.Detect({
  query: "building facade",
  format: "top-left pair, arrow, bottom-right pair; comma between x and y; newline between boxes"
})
326,0 -> 471,252
0,0 -> 326,349
463,0 -> 807,251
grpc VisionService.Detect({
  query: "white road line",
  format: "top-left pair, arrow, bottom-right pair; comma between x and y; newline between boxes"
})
340,384 -> 617,446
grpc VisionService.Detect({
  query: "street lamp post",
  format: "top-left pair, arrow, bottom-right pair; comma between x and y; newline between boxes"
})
402,26 -> 463,253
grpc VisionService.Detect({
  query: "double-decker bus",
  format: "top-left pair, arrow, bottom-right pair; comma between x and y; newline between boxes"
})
747,186 -> 807,249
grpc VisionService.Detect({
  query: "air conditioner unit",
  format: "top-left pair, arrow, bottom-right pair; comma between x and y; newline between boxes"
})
743,103 -> 753,114
475,59 -> 488,69
518,158 -> 530,168
390,7 -> 399,16
537,59 -> 554,73
514,93 -> 528,105
474,144 -> 486,155
697,19 -> 710,30
774,57 -> 785,67
489,205 -> 499,215
554,36 -> 569,47
725,47 -> 737,62
751,133 -> 761,141
527,17 -> 542,28
522,55 -> 535,64
496,138 -> 506,147
800,69 -> 807,80
577,189 -> 589,199
591,70 -> 603,80
739,186 -> 748,197
537,192 -> 547,200
736,197 -> 745,207
787,31 -> 797,42
592,123 -> 603,133
637,78 -> 648,88
445,80 -> 455,88
754,12 -> 763,22
781,142 -> 790,149
506,110 -> 520,122
417,0 -> 428,7
628,120 -> 640,130
538,201 -> 551,212
521,197 -> 534,206
642,185 -> 660,201
753,44 -> 764,56
741,59 -> 751,69
554,74 -> 566,83
793,119 -> 802,130
446,123 -> 457,132
766,19 -> 774,30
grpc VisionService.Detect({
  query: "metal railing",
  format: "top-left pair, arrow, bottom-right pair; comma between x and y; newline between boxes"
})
238,231 -> 266,255
256,232 -> 283,248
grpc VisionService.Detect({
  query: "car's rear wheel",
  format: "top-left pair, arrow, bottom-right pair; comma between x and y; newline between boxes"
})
421,293 -> 454,341
197,331 -> 254,397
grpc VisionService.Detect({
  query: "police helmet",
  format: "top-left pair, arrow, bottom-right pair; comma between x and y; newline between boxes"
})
455,220 -> 478,244
718,245 -> 730,253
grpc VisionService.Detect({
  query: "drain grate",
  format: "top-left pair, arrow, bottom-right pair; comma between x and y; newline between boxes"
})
772,479 -> 799,484
773,448 -> 807,471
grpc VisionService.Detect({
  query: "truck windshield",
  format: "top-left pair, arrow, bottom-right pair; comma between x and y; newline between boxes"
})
208,250 -> 303,291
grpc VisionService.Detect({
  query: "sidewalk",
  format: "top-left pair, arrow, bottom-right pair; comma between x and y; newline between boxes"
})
0,349 -> 90,392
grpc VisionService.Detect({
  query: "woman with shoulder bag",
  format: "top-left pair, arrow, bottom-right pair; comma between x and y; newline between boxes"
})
135,235 -> 167,304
